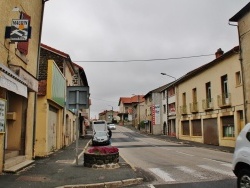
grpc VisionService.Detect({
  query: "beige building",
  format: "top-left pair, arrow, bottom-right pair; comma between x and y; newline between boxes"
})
229,2 -> 250,124
176,47 -> 244,147
0,1 -> 46,173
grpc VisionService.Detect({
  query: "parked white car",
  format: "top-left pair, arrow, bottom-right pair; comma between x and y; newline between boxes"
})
92,131 -> 110,146
232,123 -> 250,188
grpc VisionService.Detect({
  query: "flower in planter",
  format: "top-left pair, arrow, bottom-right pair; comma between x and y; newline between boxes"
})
87,146 -> 119,155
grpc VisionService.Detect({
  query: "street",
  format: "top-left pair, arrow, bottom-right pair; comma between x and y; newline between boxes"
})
113,125 -> 236,188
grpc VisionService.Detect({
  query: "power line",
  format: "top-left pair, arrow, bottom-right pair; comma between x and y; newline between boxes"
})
91,97 -> 118,104
73,54 -> 214,63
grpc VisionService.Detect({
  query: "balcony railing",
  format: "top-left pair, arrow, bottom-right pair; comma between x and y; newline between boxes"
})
189,102 -> 199,113
217,93 -> 231,107
179,105 -> 187,114
202,98 -> 213,110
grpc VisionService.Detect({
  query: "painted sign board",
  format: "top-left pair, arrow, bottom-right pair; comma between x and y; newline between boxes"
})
0,99 -> 6,132
10,19 -> 29,42
152,104 -> 160,125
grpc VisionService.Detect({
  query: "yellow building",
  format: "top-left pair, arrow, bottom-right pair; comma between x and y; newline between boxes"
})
177,47 -> 244,147
35,44 -> 89,157
0,1 -> 45,173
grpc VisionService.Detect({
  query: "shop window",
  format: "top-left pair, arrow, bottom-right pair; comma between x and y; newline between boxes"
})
221,116 -> 234,137
223,124 -> 235,137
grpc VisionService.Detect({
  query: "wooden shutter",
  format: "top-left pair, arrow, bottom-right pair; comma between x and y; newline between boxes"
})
17,12 -> 31,55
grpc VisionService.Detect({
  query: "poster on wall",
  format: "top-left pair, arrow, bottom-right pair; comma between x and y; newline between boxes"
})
0,99 -> 6,132
154,105 -> 160,125
152,104 -> 160,125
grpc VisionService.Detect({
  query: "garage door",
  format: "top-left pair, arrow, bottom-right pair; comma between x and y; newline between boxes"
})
203,118 -> 219,145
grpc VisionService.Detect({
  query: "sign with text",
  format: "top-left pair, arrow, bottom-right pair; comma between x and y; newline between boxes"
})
0,99 -> 6,132
152,104 -> 160,125
10,19 -> 29,42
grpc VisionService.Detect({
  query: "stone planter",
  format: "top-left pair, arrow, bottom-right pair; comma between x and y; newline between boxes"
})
84,152 -> 119,168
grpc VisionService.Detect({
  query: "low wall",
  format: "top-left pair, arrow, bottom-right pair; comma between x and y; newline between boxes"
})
84,152 -> 119,168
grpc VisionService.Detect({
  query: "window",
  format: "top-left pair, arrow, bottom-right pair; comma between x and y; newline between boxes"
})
221,75 -> 228,98
223,125 -> 235,137
168,87 -> 175,97
235,71 -> 241,86
182,121 -> 190,135
168,103 -> 175,114
162,91 -> 166,99
182,92 -> 186,105
163,105 -> 166,114
206,82 -> 211,102
222,116 -> 235,137
192,88 -> 197,102
192,120 -> 202,136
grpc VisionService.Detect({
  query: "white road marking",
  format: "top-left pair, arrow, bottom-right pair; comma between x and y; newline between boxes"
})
198,165 -> 235,177
147,184 -> 155,188
221,163 -> 232,168
203,158 -> 232,167
149,168 -> 175,182
175,166 -> 207,179
176,151 -> 194,156
203,158 -> 221,163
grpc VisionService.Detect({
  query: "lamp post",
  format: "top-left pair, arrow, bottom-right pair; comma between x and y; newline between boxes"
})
160,72 -> 177,137
161,73 -> 176,80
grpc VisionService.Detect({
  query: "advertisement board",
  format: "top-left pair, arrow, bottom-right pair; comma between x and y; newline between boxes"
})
0,99 -> 6,132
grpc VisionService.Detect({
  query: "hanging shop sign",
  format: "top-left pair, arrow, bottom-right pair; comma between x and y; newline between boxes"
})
10,19 -> 29,41
5,19 -> 31,42
0,99 -> 6,132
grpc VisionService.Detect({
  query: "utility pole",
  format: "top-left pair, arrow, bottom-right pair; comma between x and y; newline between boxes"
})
138,95 -> 140,130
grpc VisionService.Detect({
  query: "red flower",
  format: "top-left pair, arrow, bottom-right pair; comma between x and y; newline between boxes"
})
87,146 -> 119,154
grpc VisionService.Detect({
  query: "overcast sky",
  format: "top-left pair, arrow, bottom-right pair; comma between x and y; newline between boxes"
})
41,0 -> 249,119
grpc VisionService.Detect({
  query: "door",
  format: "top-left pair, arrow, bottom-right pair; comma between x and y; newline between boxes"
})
48,106 -> 58,152
203,118 -> 219,145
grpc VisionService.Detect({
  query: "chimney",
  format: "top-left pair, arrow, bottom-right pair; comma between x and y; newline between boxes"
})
215,48 -> 224,58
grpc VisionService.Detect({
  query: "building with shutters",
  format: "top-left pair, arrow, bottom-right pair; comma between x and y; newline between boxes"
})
176,47 -> 244,147
0,1 -> 46,173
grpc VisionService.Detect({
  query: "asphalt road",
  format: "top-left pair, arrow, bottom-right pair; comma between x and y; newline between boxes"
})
113,125 -> 236,188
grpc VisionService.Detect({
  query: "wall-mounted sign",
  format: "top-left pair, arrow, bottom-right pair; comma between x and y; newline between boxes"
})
0,99 -> 6,132
10,19 -> 30,42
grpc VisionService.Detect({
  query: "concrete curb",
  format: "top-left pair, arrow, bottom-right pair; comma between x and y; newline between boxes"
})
55,178 -> 143,188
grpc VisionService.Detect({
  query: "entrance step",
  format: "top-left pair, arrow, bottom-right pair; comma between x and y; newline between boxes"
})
4,159 -> 34,173
4,155 -> 35,173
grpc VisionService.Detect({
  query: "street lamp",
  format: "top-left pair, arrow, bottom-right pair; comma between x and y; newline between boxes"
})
161,73 -> 176,80
161,72 -> 177,137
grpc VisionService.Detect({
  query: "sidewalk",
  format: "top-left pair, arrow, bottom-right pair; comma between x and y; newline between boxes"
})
0,134 -> 142,188
124,124 -> 235,153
